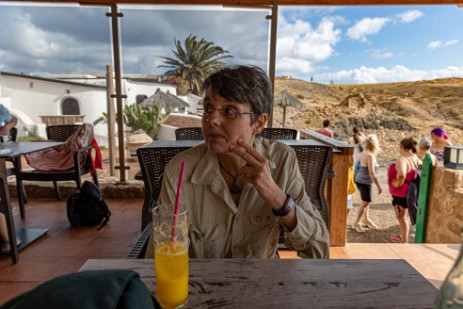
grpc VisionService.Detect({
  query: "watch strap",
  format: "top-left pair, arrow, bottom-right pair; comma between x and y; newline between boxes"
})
272,195 -> 294,217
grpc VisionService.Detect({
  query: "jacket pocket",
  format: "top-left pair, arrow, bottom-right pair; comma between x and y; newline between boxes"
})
189,223 -> 227,258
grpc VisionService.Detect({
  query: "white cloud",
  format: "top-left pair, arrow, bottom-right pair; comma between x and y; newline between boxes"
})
314,65 -> 463,84
427,39 -> 459,50
276,14 -> 342,76
370,49 -> 394,60
346,17 -> 390,42
395,10 -> 424,23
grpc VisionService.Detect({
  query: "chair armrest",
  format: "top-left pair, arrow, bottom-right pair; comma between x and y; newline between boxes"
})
127,223 -> 151,259
73,144 -> 95,169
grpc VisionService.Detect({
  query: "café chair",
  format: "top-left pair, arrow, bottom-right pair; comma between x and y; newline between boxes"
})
127,145 -> 191,259
175,127 -> 203,140
136,145 -> 190,233
291,144 -> 333,228
14,124 -> 99,219
0,174 -> 19,264
257,128 -> 298,140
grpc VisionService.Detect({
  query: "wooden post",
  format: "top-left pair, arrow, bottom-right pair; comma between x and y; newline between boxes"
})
300,130 -> 352,247
328,152 -> 349,247
106,65 -> 116,177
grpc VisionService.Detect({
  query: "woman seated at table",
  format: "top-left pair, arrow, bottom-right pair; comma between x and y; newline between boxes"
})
146,65 -> 329,259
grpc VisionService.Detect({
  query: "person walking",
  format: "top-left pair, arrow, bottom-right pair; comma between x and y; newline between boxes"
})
348,127 -> 365,161
353,134 -> 382,233
418,137 -> 438,167
387,137 -> 422,243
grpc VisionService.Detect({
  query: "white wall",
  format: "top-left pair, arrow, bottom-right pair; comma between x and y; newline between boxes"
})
124,80 -> 177,106
1,74 -> 108,144
0,73 -> 179,146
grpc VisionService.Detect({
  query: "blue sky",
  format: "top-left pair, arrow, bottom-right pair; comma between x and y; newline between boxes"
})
0,3 -> 462,84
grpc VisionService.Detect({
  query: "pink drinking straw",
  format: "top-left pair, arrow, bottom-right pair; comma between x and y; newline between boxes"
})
170,161 -> 186,243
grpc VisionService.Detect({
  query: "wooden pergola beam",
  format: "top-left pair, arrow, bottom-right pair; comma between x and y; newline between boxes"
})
3,0 -> 462,5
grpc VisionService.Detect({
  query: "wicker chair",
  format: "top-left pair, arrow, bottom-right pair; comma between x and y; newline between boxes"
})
127,146 -> 190,259
136,145 -> 191,233
175,127 -> 204,140
291,144 -> 333,227
0,174 -> 19,264
127,142 -> 333,259
257,128 -> 298,140
14,124 -> 99,218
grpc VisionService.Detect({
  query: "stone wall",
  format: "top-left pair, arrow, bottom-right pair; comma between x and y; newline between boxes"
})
426,166 -> 463,243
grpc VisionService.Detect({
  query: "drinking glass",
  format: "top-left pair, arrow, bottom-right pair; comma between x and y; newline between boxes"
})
152,203 -> 188,309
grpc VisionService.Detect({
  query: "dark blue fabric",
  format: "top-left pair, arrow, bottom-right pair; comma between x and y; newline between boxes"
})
1,269 -> 160,309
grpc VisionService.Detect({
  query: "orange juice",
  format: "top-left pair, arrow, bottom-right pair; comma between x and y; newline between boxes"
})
154,242 -> 188,308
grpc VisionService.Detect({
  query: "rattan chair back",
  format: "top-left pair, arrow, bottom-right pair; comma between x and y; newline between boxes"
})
292,144 -> 333,227
257,128 -> 298,140
137,146 -> 191,232
46,124 -> 81,142
9,127 -> 18,141
175,127 -> 204,140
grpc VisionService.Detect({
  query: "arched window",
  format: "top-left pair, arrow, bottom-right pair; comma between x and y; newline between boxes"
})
62,98 -> 80,115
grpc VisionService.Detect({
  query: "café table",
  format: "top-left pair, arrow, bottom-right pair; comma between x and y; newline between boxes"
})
0,141 -> 64,263
80,258 -> 438,308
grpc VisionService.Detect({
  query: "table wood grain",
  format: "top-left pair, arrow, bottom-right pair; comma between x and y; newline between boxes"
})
80,259 -> 438,308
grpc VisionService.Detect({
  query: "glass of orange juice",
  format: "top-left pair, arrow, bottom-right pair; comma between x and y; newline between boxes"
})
152,203 -> 188,309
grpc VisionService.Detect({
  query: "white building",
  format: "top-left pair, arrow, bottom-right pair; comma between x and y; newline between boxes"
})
0,71 -> 179,146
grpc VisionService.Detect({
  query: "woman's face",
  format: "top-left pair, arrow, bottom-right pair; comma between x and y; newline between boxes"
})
201,87 -> 266,154
431,133 -> 439,142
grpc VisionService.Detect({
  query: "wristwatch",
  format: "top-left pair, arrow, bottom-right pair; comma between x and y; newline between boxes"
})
272,195 -> 294,217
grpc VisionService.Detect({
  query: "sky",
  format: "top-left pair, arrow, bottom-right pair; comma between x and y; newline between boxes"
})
0,3 -> 462,84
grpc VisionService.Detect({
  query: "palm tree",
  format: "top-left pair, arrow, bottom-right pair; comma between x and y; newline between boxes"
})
159,34 -> 232,95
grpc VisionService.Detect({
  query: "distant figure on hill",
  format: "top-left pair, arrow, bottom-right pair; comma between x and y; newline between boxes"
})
417,137 -> 438,167
317,119 -> 334,138
348,127 -> 365,161
430,127 -> 452,165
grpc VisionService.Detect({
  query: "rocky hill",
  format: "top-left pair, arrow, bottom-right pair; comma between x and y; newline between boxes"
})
273,77 -> 463,165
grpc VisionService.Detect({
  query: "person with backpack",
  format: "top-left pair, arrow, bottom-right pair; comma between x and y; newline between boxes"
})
387,137 -> 422,243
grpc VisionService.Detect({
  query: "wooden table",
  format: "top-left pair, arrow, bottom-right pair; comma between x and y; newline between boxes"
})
80,259 -> 438,308
0,141 -> 64,263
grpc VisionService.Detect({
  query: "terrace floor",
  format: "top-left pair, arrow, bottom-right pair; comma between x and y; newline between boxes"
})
0,197 -> 459,304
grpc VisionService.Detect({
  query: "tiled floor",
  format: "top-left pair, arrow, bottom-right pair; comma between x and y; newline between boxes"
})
1,197 -> 459,304
0,197 -> 144,304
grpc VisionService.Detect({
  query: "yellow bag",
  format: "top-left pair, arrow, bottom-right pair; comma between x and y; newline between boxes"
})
347,167 -> 356,195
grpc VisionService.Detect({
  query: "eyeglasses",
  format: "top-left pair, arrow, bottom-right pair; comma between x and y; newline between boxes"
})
203,105 -> 255,120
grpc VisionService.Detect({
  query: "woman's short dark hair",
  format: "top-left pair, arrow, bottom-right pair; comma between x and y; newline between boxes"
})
401,136 -> 418,153
201,65 -> 273,123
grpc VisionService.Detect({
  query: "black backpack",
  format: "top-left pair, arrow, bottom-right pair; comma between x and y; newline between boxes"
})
67,181 -> 111,229
406,173 -> 420,225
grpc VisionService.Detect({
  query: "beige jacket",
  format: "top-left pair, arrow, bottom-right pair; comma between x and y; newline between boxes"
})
146,138 -> 329,259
